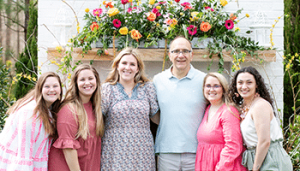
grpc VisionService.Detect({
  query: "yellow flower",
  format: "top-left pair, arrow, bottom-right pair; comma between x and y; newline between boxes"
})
85,8 -> 89,13
103,1 -> 106,5
6,60 -> 12,67
180,12 -> 184,16
68,73 -> 72,79
77,23 -> 80,33
172,18 -> 178,25
272,24 -> 275,28
108,7 -> 119,17
38,66 -> 41,70
271,42 -> 274,46
55,46 -> 63,52
32,77 -> 37,82
286,63 -> 291,69
119,27 -> 128,35
275,20 -> 278,22
137,0 -> 141,5
149,0 -> 155,5
168,27 -> 171,30
51,60 -> 56,64
295,53 -> 299,57
220,0 -> 228,6
245,13 -> 250,18
237,20 -> 240,22
156,6 -> 161,10
190,12 -> 199,21
128,0 -> 133,2
235,27 -> 240,31
147,34 -> 151,39
278,16 -> 281,19
156,23 -> 160,26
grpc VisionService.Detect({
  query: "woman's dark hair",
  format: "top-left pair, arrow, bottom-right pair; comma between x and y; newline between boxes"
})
228,66 -> 274,109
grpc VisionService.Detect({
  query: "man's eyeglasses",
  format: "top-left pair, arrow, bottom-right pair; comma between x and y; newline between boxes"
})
171,49 -> 192,55
204,84 -> 221,90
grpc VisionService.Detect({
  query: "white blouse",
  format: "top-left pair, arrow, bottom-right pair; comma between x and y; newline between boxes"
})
240,111 -> 283,148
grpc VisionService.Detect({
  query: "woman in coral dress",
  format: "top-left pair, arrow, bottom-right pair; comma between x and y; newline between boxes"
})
0,72 -> 62,170
195,72 -> 246,171
48,64 -> 104,171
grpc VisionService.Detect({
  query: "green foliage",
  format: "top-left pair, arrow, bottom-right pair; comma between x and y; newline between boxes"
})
0,48 -> 14,131
284,4 -> 300,170
14,1 -> 37,100
286,115 -> 300,170
284,1 -> 300,166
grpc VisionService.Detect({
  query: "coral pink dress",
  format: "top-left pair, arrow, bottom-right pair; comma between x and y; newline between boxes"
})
195,104 -> 247,171
48,102 -> 101,171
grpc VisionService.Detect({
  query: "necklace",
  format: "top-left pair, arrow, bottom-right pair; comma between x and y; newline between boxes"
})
240,97 -> 256,121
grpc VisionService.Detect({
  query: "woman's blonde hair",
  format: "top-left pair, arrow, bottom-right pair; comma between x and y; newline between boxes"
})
105,47 -> 149,85
7,72 -> 63,138
62,64 -> 104,139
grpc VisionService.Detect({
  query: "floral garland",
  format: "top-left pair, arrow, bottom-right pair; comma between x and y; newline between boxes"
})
69,0 -> 265,71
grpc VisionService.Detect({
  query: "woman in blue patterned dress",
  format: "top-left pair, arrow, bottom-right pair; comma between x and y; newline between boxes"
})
101,47 -> 159,170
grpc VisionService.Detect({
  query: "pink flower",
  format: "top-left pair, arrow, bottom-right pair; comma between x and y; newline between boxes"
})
184,5 -> 192,10
159,1 -> 166,4
225,20 -> 234,29
121,0 -> 128,4
181,2 -> 192,10
93,8 -> 103,17
205,6 -> 214,11
152,8 -> 161,17
187,25 -> 197,35
181,2 -> 191,6
175,0 -> 180,3
113,19 -> 121,28
127,7 -> 132,13
164,18 -> 173,25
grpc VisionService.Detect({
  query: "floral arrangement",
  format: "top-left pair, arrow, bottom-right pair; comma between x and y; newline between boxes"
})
71,0 -> 265,71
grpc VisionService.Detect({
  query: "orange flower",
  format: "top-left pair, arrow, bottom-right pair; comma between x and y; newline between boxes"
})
131,29 -> 142,41
200,22 -> 211,32
230,13 -> 237,21
105,1 -> 114,8
90,22 -> 99,31
147,12 -> 156,21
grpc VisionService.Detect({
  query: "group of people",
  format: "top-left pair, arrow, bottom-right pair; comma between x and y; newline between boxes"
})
0,36 -> 292,171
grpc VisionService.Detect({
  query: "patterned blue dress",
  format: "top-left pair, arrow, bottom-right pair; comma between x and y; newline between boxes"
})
101,82 -> 159,171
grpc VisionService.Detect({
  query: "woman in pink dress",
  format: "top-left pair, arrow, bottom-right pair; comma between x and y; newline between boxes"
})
48,64 -> 104,171
0,72 -> 62,170
195,72 -> 247,171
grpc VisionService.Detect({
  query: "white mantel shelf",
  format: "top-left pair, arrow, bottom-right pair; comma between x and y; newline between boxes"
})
47,48 -> 276,62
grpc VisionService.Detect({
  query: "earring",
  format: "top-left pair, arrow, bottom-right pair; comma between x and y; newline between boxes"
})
235,93 -> 239,97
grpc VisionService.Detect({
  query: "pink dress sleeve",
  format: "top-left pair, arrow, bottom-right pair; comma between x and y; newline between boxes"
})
215,106 -> 244,171
52,104 -> 81,149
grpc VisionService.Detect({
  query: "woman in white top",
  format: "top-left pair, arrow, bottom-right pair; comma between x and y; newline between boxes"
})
228,66 -> 292,171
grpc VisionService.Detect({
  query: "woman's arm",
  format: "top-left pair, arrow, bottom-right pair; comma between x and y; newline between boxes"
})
151,110 -> 160,125
215,106 -> 244,170
252,100 -> 272,171
63,148 -> 81,171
